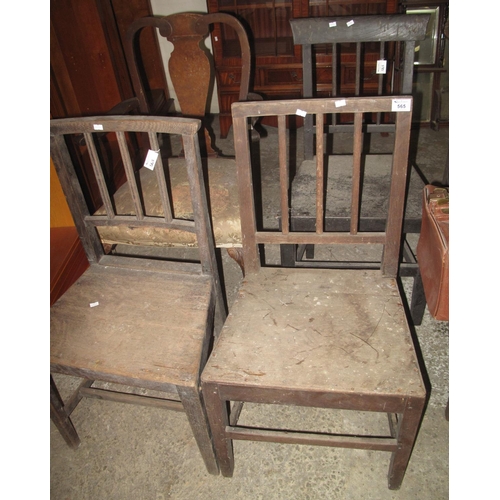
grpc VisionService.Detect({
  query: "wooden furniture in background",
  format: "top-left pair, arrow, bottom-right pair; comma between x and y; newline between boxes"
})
50,114 -> 226,474
201,95 -> 427,490
207,0 -> 398,137
50,158 -> 89,306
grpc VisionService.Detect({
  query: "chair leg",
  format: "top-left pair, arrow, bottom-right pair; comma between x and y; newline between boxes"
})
280,244 -> 297,267
226,247 -> 245,276
388,396 -> 426,490
50,375 -> 80,449
410,269 -> 426,326
178,385 -> 219,476
201,381 -> 235,477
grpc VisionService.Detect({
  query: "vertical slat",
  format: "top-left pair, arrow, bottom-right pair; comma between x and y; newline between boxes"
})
116,131 -> 144,220
148,131 -> 173,222
378,42 -> 385,97
331,43 -> 337,96
401,41 -> 416,94
315,113 -> 324,235
376,42 -> 386,126
382,110 -> 412,277
303,44 -> 314,160
331,43 -> 338,128
278,115 -> 289,234
355,42 -> 361,96
350,112 -> 364,235
83,132 -> 115,218
233,115 -> 260,274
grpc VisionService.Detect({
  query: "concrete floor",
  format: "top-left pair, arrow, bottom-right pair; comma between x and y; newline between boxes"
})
50,116 -> 449,499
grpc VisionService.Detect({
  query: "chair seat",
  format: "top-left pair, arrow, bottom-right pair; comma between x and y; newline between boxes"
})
203,267 -> 425,397
96,157 -> 242,248
51,258 -> 214,390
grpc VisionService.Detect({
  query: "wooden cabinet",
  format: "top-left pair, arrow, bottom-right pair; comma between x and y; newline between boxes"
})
207,0 -> 398,137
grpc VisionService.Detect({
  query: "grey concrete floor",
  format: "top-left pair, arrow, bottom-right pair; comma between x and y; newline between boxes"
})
50,116 -> 449,499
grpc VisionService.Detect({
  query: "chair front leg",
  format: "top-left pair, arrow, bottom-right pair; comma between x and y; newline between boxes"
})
178,385 -> 220,475
50,375 -> 80,449
388,396 -> 426,490
201,381 -> 235,477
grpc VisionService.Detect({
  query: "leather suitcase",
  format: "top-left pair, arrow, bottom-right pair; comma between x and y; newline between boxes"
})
416,185 -> 449,321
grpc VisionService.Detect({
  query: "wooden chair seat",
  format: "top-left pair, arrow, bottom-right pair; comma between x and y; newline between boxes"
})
51,256 -> 214,389
96,158 -> 242,249
203,267 -> 424,396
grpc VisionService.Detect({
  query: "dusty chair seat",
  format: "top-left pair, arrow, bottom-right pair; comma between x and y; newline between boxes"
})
96,158 -> 242,249
202,267 -> 422,394
51,257 -> 214,388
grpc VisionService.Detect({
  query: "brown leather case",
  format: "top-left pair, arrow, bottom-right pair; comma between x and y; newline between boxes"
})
416,185 -> 449,321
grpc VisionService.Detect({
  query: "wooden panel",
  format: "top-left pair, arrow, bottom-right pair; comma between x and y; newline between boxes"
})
50,227 -> 89,306
50,0 -> 124,117
50,157 -> 74,229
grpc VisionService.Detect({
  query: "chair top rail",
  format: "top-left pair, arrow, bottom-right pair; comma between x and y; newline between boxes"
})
231,95 -> 411,119
290,14 -> 429,45
50,115 -> 200,137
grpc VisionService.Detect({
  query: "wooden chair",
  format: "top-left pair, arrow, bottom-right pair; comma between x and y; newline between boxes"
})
201,96 -> 428,490
89,12 -> 260,273
282,14 -> 429,274
50,114 -> 226,475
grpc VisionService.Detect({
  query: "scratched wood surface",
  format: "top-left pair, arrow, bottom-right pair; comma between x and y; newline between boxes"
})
203,267 -> 425,397
51,263 -> 213,390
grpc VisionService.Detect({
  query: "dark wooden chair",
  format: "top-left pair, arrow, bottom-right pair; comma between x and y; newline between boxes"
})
50,114 -> 226,475
201,95 -> 428,490
282,14 -> 429,276
93,12 -> 261,273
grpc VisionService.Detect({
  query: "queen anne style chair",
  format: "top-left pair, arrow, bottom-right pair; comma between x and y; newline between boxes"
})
50,115 -> 226,475
90,12 -> 261,274
201,96 -> 428,489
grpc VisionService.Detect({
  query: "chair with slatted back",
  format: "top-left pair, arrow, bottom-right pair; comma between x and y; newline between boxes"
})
281,14 -> 429,274
84,12 -> 260,274
50,115 -> 226,475
201,95 -> 428,490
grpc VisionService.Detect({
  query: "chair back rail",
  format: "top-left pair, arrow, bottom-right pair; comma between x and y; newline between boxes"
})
231,96 -> 413,277
290,14 -> 428,159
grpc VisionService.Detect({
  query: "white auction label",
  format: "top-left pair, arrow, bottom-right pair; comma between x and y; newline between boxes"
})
144,149 -> 159,170
346,20 -> 355,27
329,21 -> 337,27
93,124 -> 103,130
335,99 -> 347,107
376,60 -> 387,74
392,99 -> 412,112
296,109 -> 307,117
